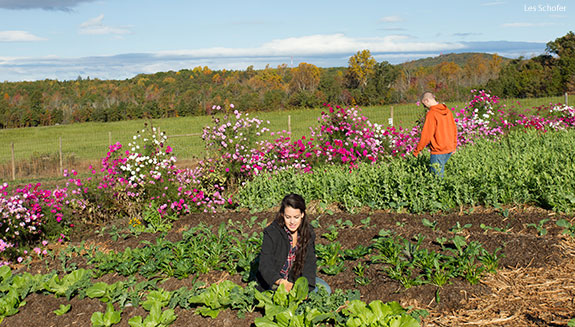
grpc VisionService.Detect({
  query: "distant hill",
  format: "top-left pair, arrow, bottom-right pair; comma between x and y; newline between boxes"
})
400,52 -> 512,69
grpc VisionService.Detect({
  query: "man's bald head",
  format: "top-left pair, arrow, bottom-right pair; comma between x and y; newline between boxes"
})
420,92 -> 438,108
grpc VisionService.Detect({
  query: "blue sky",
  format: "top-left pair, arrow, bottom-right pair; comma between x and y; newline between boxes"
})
0,0 -> 572,82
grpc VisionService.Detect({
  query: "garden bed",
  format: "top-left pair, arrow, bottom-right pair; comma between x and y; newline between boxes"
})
3,205 -> 574,326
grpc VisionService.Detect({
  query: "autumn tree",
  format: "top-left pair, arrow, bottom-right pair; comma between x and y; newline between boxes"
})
289,62 -> 320,93
463,54 -> 488,86
345,50 -> 377,89
487,54 -> 503,80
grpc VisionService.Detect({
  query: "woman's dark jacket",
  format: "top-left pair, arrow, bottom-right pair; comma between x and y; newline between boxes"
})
256,220 -> 317,291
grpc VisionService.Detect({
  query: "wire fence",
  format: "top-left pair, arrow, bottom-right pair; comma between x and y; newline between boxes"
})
0,132 -> 204,182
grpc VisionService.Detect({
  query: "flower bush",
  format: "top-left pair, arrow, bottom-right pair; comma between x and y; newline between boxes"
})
0,182 -> 69,265
201,105 -> 272,182
66,123 -> 229,225
310,104 -> 381,167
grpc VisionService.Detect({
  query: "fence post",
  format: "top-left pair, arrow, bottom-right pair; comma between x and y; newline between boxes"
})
388,106 -> 394,126
108,131 -> 112,147
59,137 -> 63,176
11,142 -> 15,181
566,92 -> 569,106
288,115 -> 292,135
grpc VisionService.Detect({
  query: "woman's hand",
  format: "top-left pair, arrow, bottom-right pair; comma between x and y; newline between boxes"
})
276,279 -> 294,292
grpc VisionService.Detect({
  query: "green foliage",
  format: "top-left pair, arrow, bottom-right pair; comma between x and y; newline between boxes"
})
370,229 -> 501,288
556,219 -> 575,237
353,262 -> 371,286
421,218 -> 438,232
188,280 -> 237,318
546,31 -> 575,92
316,242 -> 346,275
90,302 -> 122,327
0,256 -> 423,327
254,278 -> 312,327
129,290 -> 177,327
128,304 -> 177,327
238,129 -> 575,214
139,202 -> 177,233
53,304 -> 71,316
44,269 -> 92,299
342,300 -> 419,327
487,55 -> 562,98
86,220 -> 262,280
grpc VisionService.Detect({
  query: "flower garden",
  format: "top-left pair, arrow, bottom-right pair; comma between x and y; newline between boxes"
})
1,90 -> 575,326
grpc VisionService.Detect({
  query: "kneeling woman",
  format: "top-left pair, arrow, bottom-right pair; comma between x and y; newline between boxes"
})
257,193 -> 330,293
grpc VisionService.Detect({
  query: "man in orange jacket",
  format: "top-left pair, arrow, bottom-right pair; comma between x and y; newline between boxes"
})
413,92 -> 458,177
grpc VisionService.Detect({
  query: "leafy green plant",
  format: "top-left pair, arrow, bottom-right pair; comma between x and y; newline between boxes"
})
316,242 -> 346,275
228,282 -> 258,318
44,269 -> 92,299
53,304 -> 71,316
336,218 -> 354,228
360,216 -> 372,229
318,201 -> 334,215
557,219 -> 575,237
422,218 -> 438,232
493,204 -> 510,218
140,202 -> 177,233
128,303 -> 177,327
254,277 -> 312,327
479,223 -> 511,234
342,300 -> 419,327
322,225 -> 340,242
188,280 -> 237,318
90,302 -> 122,327
353,262 -> 370,286
343,245 -> 371,260
449,222 -> 472,234
526,218 -> 550,236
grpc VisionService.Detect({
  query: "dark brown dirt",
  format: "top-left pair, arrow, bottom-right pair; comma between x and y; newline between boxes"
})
2,205 -> 574,327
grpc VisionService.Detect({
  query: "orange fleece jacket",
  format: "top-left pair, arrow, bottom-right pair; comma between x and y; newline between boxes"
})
413,103 -> 458,156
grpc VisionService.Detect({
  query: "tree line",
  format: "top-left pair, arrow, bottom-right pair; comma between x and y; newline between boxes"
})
0,32 -> 573,129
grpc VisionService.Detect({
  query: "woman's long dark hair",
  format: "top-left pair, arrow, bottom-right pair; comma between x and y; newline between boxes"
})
275,193 -> 312,279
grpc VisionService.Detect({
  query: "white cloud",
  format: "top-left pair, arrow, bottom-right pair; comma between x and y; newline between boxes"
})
79,14 -> 132,35
502,22 -> 554,27
157,33 -> 464,57
380,16 -> 403,23
0,30 -> 45,42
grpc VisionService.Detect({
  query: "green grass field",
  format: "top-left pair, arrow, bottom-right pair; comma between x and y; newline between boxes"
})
0,94 -> 569,181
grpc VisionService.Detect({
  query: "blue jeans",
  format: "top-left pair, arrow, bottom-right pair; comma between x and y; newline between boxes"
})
429,152 -> 452,177
313,277 -> 331,294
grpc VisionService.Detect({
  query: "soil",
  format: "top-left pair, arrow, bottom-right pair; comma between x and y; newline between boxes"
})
3,205 -> 575,327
